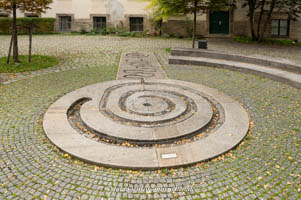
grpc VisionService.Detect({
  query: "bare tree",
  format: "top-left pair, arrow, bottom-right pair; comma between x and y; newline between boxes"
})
241,0 -> 301,41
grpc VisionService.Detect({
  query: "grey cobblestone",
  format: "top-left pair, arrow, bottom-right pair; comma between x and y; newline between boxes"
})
0,35 -> 300,199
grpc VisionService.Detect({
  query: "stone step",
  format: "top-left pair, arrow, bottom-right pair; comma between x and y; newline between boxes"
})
169,55 -> 301,89
171,48 -> 301,74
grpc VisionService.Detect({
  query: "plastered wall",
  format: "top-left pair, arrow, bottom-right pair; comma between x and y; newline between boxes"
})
11,0 -> 301,40
43,0 -> 150,30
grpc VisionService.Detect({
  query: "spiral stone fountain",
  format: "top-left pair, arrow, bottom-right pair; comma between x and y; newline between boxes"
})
43,52 -> 249,169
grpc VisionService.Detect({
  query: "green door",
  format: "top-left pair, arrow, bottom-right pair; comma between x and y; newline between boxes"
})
210,11 -> 229,34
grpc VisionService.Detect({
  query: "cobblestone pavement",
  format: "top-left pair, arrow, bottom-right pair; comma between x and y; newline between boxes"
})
207,38 -> 301,62
1,35 -> 301,84
0,35 -> 300,199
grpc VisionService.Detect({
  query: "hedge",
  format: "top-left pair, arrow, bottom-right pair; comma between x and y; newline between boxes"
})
0,17 -> 56,34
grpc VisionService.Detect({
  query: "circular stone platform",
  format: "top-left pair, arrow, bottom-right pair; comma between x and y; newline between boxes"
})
43,79 -> 249,169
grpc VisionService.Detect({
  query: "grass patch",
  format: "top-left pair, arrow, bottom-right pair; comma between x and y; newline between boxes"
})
234,36 -> 301,46
0,55 -> 58,73
165,48 -> 171,53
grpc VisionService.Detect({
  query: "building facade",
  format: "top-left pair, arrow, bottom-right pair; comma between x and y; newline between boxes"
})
1,0 -> 300,40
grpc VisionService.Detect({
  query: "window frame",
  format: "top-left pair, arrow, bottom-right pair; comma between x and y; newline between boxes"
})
59,15 -> 72,32
271,19 -> 290,37
93,16 -> 106,31
129,17 -> 144,32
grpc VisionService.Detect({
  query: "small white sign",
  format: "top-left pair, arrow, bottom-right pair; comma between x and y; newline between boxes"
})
162,153 -> 177,159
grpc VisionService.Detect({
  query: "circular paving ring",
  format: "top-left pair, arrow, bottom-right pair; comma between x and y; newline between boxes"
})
43,79 -> 249,169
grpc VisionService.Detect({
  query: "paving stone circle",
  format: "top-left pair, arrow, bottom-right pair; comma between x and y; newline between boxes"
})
43,79 -> 249,169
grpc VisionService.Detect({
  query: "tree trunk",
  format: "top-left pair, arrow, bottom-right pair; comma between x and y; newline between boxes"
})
12,3 -> 19,62
259,0 -> 276,41
248,0 -> 257,41
6,31 -> 14,64
192,0 -> 197,48
29,22 -> 33,63
256,0 -> 266,40
159,19 -> 162,36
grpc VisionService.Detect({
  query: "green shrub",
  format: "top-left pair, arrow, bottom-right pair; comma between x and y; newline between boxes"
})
80,27 -> 88,34
196,35 -> 205,40
90,29 -> 99,34
264,38 -> 300,45
100,28 -> 108,35
234,36 -> 254,44
116,28 -> 127,34
71,31 -> 80,34
106,26 -> 127,35
0,17 -> 56,34
162,33 -> 170,38
174,33 -> 184,39
234,36 -> 301,46
142,30 -> 149,37
106,27 -> 116,34
129,32 -> 137,37
118,32 -> 130,37
86,32 -> 97,36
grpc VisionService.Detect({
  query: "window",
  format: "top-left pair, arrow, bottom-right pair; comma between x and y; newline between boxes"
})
59,16 -> 72,32
130,17 -> 143,32
272,19 -> 289,36
93,17 -> 106,30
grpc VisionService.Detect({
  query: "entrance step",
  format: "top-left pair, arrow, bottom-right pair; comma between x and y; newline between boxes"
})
169,54 -> 301,89
170,48 -> 301,74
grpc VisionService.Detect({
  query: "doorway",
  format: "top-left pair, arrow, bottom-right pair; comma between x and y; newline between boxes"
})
209,11 -> 229,34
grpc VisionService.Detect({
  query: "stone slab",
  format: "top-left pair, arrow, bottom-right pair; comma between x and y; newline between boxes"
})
117,52 -> 168,80
169,55 -> 301,89
171,48 -> 301,74
43,79 -> 249,169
